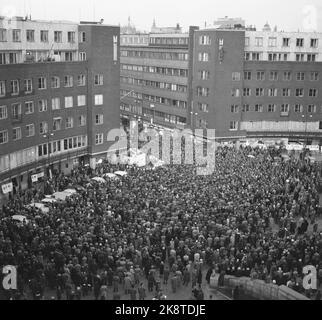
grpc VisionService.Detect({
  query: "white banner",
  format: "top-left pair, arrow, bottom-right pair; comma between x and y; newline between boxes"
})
1,183 -> 13,194
31,175 -> 38,183
37,172 -> 44,178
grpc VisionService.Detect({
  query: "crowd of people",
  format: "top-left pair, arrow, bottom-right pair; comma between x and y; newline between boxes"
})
0,143 -> 322,300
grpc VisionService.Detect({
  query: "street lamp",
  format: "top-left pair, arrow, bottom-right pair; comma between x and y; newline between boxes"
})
302,113 -> 313,146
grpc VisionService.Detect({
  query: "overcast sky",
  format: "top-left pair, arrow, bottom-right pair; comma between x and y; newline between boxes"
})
1,0 -> 322,32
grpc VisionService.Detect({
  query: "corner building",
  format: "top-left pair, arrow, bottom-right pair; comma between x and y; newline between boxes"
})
0,17 -> 120,201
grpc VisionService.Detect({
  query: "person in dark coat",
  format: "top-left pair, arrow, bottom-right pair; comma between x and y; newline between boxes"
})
205,267 -> 213,285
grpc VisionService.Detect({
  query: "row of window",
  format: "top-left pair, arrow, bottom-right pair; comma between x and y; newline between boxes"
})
196,86 -> 319,98
244,52 -> 318,62
121,50 -> 189,61
120,90 -> 187,109
231,104 -> 320,113
0,135 -> 88,173
120,103 -> 187,126
0,28 -> 77,44
243,71 -> 319,81
121,77 -> 187,93
149,37 -> 189,46
0,74 -> 103,97
121,64 -> 188,77
245,36 -> 319,48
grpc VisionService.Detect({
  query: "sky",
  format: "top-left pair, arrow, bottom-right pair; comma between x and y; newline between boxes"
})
1,0 -> 322,32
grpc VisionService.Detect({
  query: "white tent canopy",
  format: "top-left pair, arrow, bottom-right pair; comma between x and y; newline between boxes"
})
41,198 -> 57,204
114,171 -> 128,177
64,189 -> 77,194
53,192 -> 71,201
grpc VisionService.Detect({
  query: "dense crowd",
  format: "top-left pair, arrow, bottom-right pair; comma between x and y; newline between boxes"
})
0,144 -> 322,300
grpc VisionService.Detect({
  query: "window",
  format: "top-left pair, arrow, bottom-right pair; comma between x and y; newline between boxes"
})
245,37 -> 250,46
95,94 -> 104,105
295,88 -> 304,97
242,104 -> 250,112
198,70 -> 210,80
40,30 -> 48,42
53,118 -> 62,131
283,71 -> 291,81
281,104 -> 290,113
230,105 -> 239,113
0,81 -> 5,96
229,121 -> 238,131
307,54 -> 316,62
243,88 -> 251,96
0,29 -> 7,42
282,88 -> 291,97
94,74 -> 104,86
26,30 -> 35,42
268,104 -> 276,112
78,115 -> 86,127
283,38 -> 290,47
198,103 -> 208,113
95,114 -> 104,125
309,88 -> 318,97
54,31 -> 62,43
52,98 -> 60,110
78,75 -> 86,86
196,87 -> 209,97
24,79 -> 33,93
0,105 -> 7,119
231,88 -> 240,97
0,130 -> 8,144
199,35 -> 211,45
39,122 -> 48,134
268,88 -> 278,96
79,32 -> 86,42
64,75 -> 73,87
296,38 -> 304,47
11,80 -> 19,95
232,72 -> 241,81
25,101 -> 34,114
252,52 -> 262,61
26,124 -> 35,137
244,71 -> 251,80
255,37 -> 263,47
256,71 -> 265,81
198,52 -> 209,62
0,53 -> 6,65
294,104 -> 303,113
68,32 -> 75,43
95,133 -> 104,145
65,52 -> 73,62
65,117 -> 74,129
310,38 -> 318,48
255,88 -> 264,96
296,53 -> 305,62
320,121 -> 322,130
51,77 -> 60,89
12,29 -> 21,42
11,103 -> 21,119
65,96 -> 73,108
79,52 -> 86,61
255,104 -> 263,112
38,77 -> 47,90
310,72 -> 319,81
308,105 -> 316,113
13,127 -> 21,141
38,99 -> 48,112
244,52 -> 250,61
296,72 -> 305,81
268,37 -> 277,47
77,95 -> 86,107
269,71 -> 278,81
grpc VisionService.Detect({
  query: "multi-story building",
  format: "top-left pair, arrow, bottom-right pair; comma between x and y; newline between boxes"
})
0,16 -> 120,201
190,24 -> 322,143
120,30 -> 192,130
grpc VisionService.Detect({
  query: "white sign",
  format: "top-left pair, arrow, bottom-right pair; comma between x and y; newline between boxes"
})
31,175 -> 38,183
1,183 -> 13,194
2,266 -> 17,290
37,172 -> 44,178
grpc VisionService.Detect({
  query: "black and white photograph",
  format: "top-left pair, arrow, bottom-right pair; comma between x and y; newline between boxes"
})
0,0 -> 322,307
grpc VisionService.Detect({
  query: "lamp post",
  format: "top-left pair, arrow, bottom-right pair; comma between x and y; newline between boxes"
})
150,104 -> 155,125
302,113 -> 313,147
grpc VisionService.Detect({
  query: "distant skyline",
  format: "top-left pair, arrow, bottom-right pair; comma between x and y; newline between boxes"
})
1,0 -> 322,32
